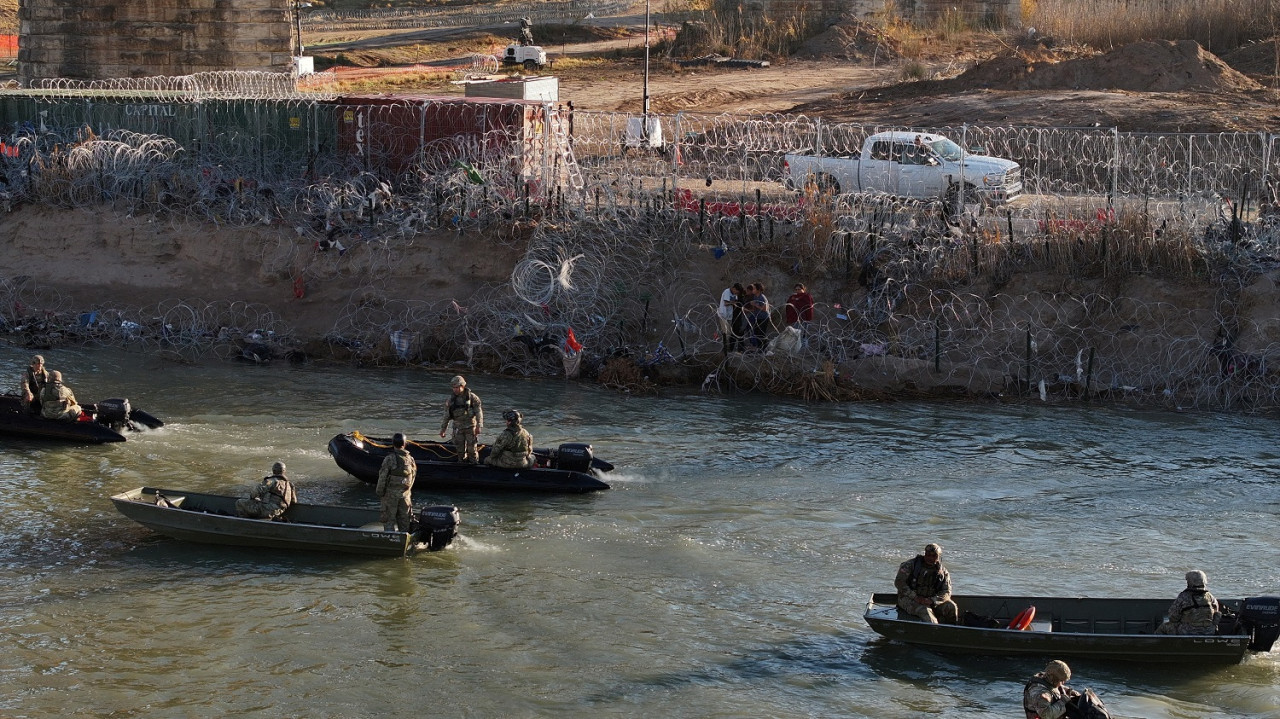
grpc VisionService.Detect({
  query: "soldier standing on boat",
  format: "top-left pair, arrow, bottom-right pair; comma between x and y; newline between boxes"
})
439,375 -> 483,464
236,461 -> 297,520
376,433 -> 417,532
18,354 -> 48,414
894,542 -> 959,624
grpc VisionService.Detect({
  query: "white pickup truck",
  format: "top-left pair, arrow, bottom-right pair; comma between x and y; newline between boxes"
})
783,131 -> 1022,207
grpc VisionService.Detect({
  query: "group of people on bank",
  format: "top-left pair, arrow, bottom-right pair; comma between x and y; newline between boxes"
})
716,281 -> 814,353
238,374 -> 535,533
896,543 -> 1222,718
16,354 -> 89,422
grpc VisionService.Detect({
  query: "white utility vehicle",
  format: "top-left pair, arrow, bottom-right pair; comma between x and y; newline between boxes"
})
502,43 -> 547,70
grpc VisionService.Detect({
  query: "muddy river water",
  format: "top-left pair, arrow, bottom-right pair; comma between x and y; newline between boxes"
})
0,346 -> 1276,718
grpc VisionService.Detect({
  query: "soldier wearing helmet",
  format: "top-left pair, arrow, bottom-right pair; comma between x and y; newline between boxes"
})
1155,569 -> 1221,635
18,354 -> 49,414
485,409 -> 534,469
894,543 -> 959,624
235,461 -> 297,520
376,432 -> 417,531
1023,660 -> 1080,719
40,370 -> 84,422
439,375 -> 483,464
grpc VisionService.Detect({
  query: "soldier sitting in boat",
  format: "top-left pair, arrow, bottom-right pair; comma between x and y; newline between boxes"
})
236,462 -> 297,521
39,370 -> 86,422
894,543 -> 959,624
18,354 -> 49,414
1155,570 -> 1221,635
485,409 -> 534,469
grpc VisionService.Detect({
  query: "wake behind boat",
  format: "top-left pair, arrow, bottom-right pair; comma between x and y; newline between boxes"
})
328,431 -> 612,494
0,394 -> 163,443
863,592 -> 1280,663
111,486 -> 460,556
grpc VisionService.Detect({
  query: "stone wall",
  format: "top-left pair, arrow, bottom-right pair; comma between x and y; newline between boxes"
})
17,0 -> 294,81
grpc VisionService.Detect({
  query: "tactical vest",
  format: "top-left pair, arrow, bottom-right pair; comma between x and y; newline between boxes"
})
1023,675 -> 1055,719
448,390 -> 477,418
263,476 -> 291,501
904,556 -> 946,596
25,367 -> 48,396
1181,592 -> 1216,626
387,449 -> 411,476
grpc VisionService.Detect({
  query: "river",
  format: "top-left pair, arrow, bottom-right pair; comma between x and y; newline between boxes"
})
0,346 -> 1277,718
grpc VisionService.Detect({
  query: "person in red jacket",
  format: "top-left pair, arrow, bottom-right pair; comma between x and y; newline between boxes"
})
785,283 -> 814,326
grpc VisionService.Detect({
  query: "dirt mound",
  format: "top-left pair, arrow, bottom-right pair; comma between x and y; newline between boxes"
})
954,39 -> 1262,93
1221,37 -> 1280,82
794,20 -> 900,62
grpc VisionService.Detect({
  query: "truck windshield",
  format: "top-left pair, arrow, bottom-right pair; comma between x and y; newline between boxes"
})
929,138 -> 965,161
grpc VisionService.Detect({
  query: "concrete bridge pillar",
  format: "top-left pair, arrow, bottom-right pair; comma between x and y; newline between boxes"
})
18,0 -> 293,82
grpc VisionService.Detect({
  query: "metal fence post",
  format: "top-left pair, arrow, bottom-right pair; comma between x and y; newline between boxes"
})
1187,134 -> 1194,200
671,111 -> 681,195
1110,126 -> 1119,204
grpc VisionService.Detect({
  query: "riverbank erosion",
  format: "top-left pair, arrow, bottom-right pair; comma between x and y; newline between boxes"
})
5,201 -> 1280,412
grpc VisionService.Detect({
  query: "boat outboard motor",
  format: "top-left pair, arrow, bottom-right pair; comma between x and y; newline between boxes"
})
1240,596 -> 1280,652
554,443 -> 594,473
414,505 -> 460,551
96,398 -> 132,429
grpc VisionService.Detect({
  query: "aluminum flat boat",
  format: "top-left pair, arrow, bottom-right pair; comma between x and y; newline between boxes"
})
111,486 -> 460,556
864,593 -> 1279,663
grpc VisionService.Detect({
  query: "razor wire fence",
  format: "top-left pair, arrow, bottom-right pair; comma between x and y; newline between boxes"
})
2,91 -> 1280,409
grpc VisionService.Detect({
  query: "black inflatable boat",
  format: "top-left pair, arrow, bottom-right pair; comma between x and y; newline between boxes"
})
328,431 -> 612,494
0,394 -> 164,444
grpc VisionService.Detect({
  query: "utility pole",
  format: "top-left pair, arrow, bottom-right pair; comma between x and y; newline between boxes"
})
642,0 -> 651,142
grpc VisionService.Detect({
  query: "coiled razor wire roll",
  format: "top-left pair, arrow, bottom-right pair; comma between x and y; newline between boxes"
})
4,94 -> 1280,407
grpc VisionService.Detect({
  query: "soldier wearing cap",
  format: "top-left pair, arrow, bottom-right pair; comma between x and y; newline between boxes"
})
894,542 -> 959,624
39,370 -> 84,421
1023,660 -> 1080,719
18,354 -> 49,414
1156,569 -> 1221,635
235,461 -> 297,520
376,433 -> 417,531
485,409 -> 534,469
439,375 -> 483,464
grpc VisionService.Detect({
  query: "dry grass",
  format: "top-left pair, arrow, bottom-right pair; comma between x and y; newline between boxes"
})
0,0 -> 15,33
1025,0 -> 1280,52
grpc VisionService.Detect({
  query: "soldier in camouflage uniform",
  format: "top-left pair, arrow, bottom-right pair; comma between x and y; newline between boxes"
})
376,433 -> 417,531
235,462 -> 297,520
485,409 -> 534,469
439,375 -> 483,464
18,354 -> 49,414
1156,570 -> 1221,635
1023,660 -> 1079,719
894,543 -> 959,624
39,370 -> 83,421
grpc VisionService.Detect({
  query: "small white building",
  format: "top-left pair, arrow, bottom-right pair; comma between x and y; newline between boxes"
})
463,75 -> 559,103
